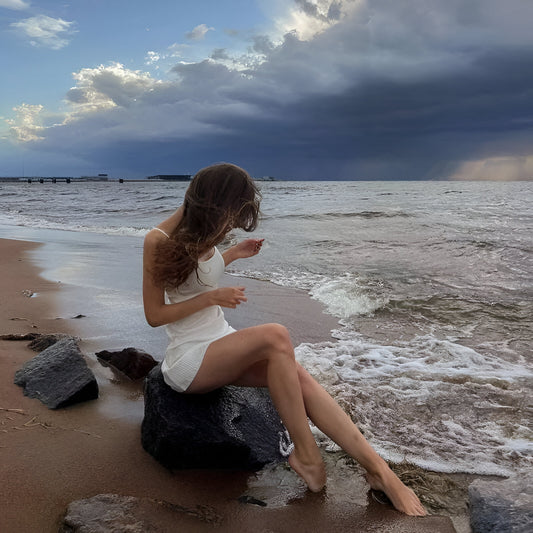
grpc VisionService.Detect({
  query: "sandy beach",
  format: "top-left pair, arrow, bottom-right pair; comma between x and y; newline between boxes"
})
0,237 -> 471,532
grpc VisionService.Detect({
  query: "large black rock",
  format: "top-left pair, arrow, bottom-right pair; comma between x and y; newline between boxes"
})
141,365 -> 287,470
14,337 -> 99,409
469,473 -> 533,533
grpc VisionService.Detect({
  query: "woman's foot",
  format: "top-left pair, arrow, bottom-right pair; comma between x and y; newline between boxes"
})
288,452 -> 327,493
366,469 -> 427,516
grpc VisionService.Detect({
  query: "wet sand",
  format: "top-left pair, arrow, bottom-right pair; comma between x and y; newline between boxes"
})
0,238 -> 467,532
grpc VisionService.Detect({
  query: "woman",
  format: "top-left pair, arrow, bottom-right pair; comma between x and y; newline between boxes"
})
143,163 -> 426,516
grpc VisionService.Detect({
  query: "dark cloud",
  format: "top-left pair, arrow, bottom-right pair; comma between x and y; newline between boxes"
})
294,0 -> 325,20
210,48 -> 230,61
250,34 -> 275,56
294,0 -> 343,22
13,0 -> 533,179
327,2 -> 342,21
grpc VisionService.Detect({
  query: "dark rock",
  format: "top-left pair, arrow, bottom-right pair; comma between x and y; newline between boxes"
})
14,337 -> 98,409
96,347 -> 158,381
60,493 -> 221,532
28,333 -> 70,352
141,365 -> 287,470
0,333 -> 40,341
469,473 -> 533,533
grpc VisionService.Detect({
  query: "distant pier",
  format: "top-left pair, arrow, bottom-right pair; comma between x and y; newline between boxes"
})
1,173 -> 277,183
7,173 -> 110,184
28,177 -> 72,183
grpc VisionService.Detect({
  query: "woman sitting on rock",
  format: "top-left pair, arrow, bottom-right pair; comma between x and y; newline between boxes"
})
142,162 -> 426,516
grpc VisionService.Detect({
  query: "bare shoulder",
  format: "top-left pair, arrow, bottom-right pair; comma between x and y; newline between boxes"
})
143,229 -> 167,258
145,206 -> 183,252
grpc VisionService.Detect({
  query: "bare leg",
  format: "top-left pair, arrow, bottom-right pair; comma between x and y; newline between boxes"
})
186,324 -> 326,492
296,366 -> 426,516
234,360 -> 426,516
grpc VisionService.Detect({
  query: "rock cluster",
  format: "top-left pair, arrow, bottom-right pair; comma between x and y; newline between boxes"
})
14,337 -> 98,409
141,364 -> 287,470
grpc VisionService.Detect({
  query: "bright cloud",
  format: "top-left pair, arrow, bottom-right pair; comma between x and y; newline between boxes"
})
273,0 -> 351,41
10,14 -> 75,49
185,23 -> 214,41
185,24 -> 215,41
6,103 -> 44,141
144,43 -> 189,66
65,63 -> 165,113
145,51 -> 161,65
0,0 -> 30,10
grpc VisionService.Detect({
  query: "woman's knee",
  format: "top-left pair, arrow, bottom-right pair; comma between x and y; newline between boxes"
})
259,323 -> 293,356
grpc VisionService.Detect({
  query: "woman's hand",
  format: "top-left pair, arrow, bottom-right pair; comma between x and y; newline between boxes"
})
211,287 -> 247,308
226,238 -> 264,262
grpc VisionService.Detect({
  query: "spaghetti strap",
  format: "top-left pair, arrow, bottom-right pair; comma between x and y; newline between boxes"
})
153,227 -> 170,239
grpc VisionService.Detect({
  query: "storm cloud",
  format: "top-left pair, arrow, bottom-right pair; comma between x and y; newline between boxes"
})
8,0 -> 533,179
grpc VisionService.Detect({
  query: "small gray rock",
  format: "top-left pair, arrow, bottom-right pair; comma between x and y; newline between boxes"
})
469,473 -> 533,533
141,365 -> 287,470
14,337 -> 98,409
60,493 -> 221,532
61,494 -> 144,533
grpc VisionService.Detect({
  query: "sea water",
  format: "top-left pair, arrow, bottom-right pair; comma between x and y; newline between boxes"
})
0,179 -> 531,476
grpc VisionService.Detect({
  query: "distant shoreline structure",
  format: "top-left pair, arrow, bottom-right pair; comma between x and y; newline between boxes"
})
0,173 -> 278,183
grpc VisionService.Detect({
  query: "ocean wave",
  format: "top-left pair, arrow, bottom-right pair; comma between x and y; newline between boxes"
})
0,213 -> 149,238
310,275 -> 388,318
270,211 -> 413,221
384,295 -> 532,323
230,268 -> 388,319
151,195 -> 176,201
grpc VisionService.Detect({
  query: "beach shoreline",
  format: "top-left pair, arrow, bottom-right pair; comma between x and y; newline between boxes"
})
1,237 -> 472,532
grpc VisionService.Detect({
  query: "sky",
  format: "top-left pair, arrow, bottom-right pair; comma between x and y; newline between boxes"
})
1,0 -> 532,180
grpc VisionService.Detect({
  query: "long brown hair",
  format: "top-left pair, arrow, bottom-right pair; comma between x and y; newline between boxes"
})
151,163 -> 261,288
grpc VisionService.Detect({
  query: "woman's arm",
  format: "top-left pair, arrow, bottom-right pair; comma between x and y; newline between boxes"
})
223,238 -> 264,266
143,231 -> 247,327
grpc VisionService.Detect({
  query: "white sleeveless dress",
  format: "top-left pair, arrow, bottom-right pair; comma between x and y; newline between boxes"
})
161,246 -> 236,392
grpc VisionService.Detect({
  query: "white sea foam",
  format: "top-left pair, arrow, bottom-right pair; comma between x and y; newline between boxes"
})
0,212 -> 149,238
231,268 -> 327,292
295,330 -> 533,475
309,274 -> 388,318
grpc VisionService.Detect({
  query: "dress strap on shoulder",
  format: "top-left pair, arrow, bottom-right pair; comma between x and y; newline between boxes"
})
153,227 -> 170,239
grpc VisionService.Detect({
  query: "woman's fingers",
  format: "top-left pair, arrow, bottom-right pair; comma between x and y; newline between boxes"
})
217,286 -> 247,307
233,287 -> 247,304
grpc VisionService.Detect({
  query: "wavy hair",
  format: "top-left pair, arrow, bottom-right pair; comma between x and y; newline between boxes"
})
151,163 -> 261,288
